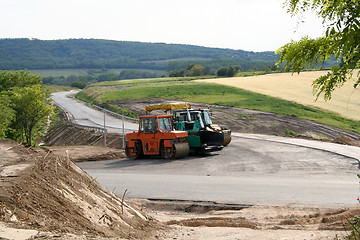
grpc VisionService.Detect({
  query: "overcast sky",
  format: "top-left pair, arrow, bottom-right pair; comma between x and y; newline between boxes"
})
1,0 -> 325,52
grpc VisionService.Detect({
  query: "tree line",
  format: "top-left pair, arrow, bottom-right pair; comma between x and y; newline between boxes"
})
43,69 -> 164,88
170,64 -> 279,77
0,70 -> 53,145
0,38 -> 278,71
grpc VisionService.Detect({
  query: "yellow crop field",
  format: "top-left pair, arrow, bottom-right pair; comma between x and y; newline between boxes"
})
197,70 -> 360,121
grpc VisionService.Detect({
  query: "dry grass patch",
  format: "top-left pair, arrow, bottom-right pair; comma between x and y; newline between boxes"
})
197,70 -> 360,121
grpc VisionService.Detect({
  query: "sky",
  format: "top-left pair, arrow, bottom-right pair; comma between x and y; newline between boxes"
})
0,0 -> 325,52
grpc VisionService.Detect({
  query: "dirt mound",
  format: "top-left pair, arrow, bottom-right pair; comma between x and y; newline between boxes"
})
0,140 -> 158,239
138,199 -> 358,240
41,146 -> 125,162
167,217 -> 258,229
45,122 -> 125,149
332,135 -> 360,147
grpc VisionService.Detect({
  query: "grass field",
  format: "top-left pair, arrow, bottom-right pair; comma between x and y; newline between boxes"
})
79,76 -> 360,133
197,70 -> 360,121
44,84 -> 73,93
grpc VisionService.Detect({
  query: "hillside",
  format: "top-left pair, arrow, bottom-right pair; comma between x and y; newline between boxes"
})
76,76 -> 360,135
198,70 -> 360,122
0,38 -> 277,71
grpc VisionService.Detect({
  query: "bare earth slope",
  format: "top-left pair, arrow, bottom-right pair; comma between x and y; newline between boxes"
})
0,139 -> 158,239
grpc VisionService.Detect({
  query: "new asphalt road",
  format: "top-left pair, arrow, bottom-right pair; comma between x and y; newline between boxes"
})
52,91 -> 360,207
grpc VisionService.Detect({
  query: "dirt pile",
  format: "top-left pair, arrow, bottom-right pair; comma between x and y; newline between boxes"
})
139,199 -> 359,240
0,139 -> 158,239
45,122 -> 125,149
332,135 -> 360,147
42,146 -> 125,162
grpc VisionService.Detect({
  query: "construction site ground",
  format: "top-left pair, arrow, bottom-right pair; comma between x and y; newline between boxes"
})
1,100 -> 360,239
1,140 -> 360,239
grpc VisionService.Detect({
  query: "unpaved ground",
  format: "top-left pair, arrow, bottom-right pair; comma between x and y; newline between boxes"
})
1,140 -> 359,239
0,139 -> 158,240
42,145 -> 125,162
138,199 -> 360,240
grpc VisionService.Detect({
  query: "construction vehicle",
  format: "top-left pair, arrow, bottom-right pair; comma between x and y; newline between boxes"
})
125,115 -> 190,159
145,103 -> 231,154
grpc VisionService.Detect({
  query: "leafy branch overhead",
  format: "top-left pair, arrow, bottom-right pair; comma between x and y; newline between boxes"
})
276,0 -> 360,100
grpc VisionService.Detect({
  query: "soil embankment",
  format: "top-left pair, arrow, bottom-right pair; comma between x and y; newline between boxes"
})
0,139 -> 161,239
45,115 -> 125,149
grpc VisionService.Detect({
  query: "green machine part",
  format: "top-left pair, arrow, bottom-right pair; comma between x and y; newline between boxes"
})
174,120 -> 202,150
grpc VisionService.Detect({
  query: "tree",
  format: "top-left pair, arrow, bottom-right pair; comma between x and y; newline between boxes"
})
11,85 -> 54,145
187,64 -> 206,76
0,94 -> 15,138
226,66 -> 237,77
0,69 -> 42,91
216,67 -> 228,77
0,70 -> 54,145
276,0 -> 360,100
71,81 -> 87,89
216,66 -> 240,77
169,69 -> 185,77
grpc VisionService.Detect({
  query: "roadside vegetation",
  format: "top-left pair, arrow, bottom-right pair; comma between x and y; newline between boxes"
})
77,77 -> 360,134
0,70 -> 54,146
43,84 -> 73,93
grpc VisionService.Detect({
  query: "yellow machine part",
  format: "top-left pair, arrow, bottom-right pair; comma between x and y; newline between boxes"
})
146,103 -> 191,112
223,133 -> 232,146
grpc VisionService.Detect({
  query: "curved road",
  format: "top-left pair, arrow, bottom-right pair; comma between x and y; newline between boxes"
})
52,91 -> 360,207
51,91 -> 138,133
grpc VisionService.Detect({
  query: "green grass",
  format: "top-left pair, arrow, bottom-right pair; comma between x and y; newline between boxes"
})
44,84 -> 73,93
101,103 -> 138,119
78,78 -> 360,133
92,76 -> 216,87
76,91 -> 96,104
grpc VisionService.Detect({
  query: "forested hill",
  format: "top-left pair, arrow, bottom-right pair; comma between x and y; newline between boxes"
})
0,38 -> 277,71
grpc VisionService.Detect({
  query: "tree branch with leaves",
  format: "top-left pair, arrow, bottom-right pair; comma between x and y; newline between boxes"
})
0,70 -> 54,146
276,0 -> 360,100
